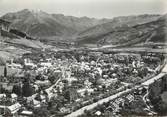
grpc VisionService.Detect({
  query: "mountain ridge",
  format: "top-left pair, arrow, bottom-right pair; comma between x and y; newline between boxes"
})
1,9 -> 166,47
1,9 -> 112,38
76,14 -> 166,47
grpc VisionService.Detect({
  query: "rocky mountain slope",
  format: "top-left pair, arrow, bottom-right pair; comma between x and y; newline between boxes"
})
76,14 -> 164,47
1,9 -> 111,38
1,9 -> 166,47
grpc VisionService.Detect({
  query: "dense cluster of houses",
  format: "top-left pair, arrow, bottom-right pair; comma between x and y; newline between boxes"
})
84,87 -> 148,117
0,49 -> 164,116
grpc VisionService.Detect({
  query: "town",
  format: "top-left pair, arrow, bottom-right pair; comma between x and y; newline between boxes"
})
0,47 -> 165,116
0,3 -> 167,117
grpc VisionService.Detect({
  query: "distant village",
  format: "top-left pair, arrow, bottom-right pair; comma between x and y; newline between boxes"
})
0,19 -> 166,117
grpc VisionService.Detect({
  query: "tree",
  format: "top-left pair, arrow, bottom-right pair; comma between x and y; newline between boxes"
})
48,72 -> 62,84
4,66 -> 7,77
84,109 -> 92,116
48,96 -> 65,112
48,74 -> 55,84
22,79 -> 34,97
84,90 -> 89,96
12,84 -> 22,96
33,107 -> 50,117
13,58 -> 24,65
64,90 -> 70,101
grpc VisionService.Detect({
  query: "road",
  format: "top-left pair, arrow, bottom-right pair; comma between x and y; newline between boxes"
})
27,73 -> 62,101
65,64 -> 167,117
142,73 -> 166,86
45,77 -> 62,99
65,88 -> 135,117
142,87 -> 157,115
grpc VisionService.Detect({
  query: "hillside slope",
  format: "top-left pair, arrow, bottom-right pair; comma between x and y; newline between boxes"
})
0,34 -> 51,62
2,9 -> 75,37
1,9 -> 166,47
1,9 -> 111,39
76,14 -> 166,47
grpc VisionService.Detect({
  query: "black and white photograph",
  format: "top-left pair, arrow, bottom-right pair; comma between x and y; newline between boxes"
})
0,0 -> 167,116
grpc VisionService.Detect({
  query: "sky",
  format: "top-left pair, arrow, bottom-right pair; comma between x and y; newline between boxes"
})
0,0 -> 166,18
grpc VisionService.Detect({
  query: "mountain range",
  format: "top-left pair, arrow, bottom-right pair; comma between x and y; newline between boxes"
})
76,14 -> 166,47
1,9 -> 167,47
1,9 -> 111,39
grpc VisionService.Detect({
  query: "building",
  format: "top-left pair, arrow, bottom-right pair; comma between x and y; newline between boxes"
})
1,83 -> 14,93
11,93 -> 18,103
0,105 -> 6,116
24,58 -> 37,69
5,103 -> 21,116
19,110 -> 33,117
7,60 -> 23,69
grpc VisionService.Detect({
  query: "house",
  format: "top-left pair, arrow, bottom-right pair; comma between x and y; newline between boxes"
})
24,58 -> 37,69
40,62 -> 52,67
95,111 -> 101,116
40,59 -> 52,67
111,101 -> 119,110
8,63 -> 22,69
11,93 -> 17,103
77,88 -> 94,97
59,107 -> 71,114
35,80 -> 51,87
0,94 -> 6,100
1,83 -> 13,93
34,90 -> 48,103
0,105 -> 6,116
126,94 -> 134,102
6,103 -> 21,116
19,110 -> 33,117
30,99 -> 41,108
